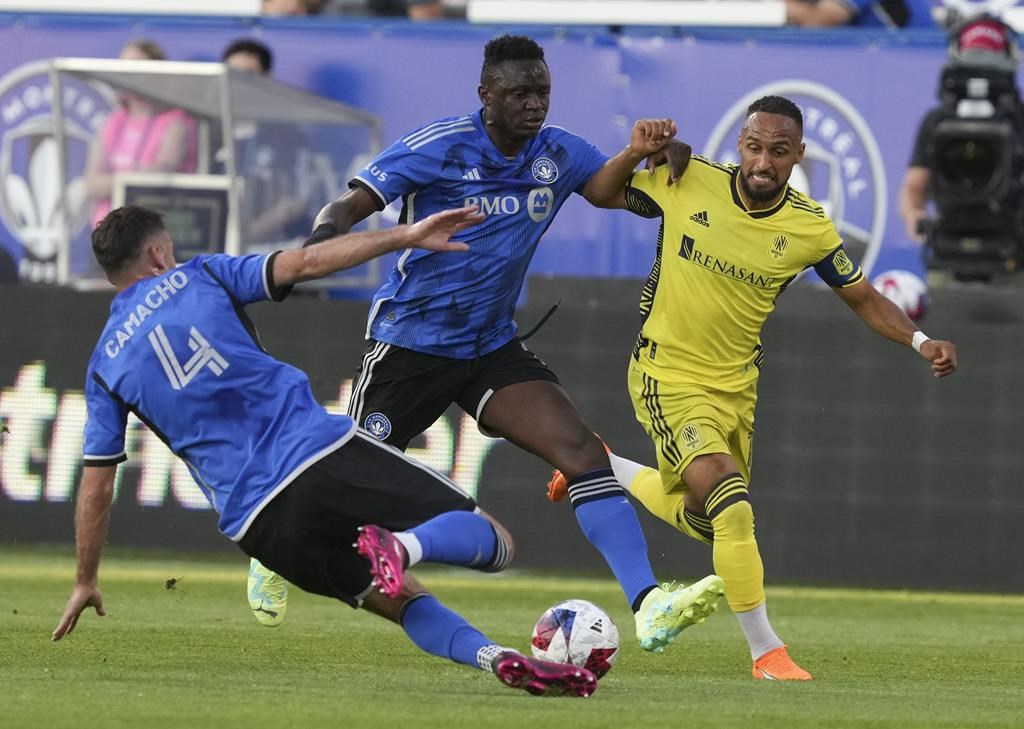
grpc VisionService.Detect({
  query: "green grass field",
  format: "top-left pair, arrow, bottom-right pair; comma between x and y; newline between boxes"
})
4,546 -> 1022,729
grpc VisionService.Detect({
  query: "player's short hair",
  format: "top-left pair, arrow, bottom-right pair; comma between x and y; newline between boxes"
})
746,95 -> 803,134
481,34 -> 546,84
92,205 -> 166,275
222,38 -> 274,74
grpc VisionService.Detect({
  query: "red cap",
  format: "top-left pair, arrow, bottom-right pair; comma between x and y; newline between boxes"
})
958,19 -> 1010,54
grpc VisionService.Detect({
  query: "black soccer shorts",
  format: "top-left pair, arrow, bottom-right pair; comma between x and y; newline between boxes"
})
347,337 -> 560,450
238,429 -> 477,607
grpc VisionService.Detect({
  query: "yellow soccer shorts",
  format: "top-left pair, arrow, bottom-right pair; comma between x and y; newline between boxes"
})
627,358 -> 758,526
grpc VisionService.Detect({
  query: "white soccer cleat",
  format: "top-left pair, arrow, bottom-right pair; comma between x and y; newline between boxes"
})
247,557 -> 288,627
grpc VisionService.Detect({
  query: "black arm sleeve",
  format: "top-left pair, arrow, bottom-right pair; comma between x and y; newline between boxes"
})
302,222 -> 339,249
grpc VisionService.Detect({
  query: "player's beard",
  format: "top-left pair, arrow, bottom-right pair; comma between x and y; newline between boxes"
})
740,172 -> 785,204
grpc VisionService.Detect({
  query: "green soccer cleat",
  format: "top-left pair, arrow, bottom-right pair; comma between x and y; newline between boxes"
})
634,575 -> 725,652
247,557 -> 288,628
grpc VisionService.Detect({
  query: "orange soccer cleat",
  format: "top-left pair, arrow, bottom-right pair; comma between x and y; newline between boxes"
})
545,437 -> 612,503
752,645 -> 813,681
545,469 -> 570,502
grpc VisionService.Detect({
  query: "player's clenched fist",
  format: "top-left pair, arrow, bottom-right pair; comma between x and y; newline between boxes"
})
918,338 -> 958,378
630,118 -> 678,156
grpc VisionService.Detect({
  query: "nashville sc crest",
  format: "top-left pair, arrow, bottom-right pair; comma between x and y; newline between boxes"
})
704,80 -> 886,279
0,60 -> 115,282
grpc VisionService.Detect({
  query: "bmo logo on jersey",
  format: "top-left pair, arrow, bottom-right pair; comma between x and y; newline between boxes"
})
464,187 -> 553,223
463,195 -> 519,215
527,187 -> 554,222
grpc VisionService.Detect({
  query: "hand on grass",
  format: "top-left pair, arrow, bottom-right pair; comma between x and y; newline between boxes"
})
52,583 -> 105,641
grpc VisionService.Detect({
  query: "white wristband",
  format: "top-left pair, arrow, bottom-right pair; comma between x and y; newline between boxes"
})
911,331 -> 930,353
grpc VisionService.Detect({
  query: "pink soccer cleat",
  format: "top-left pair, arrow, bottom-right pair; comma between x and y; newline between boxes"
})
354,524 -> 407,598
492,651 -> 598,698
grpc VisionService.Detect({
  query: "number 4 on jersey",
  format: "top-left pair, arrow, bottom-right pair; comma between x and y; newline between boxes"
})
148,324 -> 230,390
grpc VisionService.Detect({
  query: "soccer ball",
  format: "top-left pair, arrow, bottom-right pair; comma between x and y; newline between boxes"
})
872,269 -> 928,321
530,599 -> 619,678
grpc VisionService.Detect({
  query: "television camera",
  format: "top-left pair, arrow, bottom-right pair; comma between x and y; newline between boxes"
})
922,14 -> 1024,279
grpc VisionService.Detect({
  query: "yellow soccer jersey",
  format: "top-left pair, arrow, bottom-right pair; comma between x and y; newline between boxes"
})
625,156 -> 863,392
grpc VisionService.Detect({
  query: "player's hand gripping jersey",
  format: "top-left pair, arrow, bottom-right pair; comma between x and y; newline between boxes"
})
82,254 -> 357,540
351,110 -> 607,358
625,157 -> 864,391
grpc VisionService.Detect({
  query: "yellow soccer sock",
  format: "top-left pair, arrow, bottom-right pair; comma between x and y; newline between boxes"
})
681,507 -> 714,545
625,465 -> 714,546
706,473 -> 765,612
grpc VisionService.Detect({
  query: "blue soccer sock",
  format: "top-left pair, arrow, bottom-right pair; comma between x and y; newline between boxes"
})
567,468 -> 658,608
399,594 -> 495,669
401,511 -> 498,569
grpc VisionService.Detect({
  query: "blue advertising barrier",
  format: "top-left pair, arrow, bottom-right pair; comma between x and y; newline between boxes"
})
0,15 -> 959,285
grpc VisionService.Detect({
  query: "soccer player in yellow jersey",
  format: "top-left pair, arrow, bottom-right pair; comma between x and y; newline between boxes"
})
551,95 -> 958,680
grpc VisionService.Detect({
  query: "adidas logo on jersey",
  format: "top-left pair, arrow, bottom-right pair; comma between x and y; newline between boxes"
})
690,210 -> 710,227
462,168 -> 481,180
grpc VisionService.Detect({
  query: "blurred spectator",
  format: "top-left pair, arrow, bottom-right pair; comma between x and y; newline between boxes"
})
262,0 -> 309,15
85,39 -> 198,228
222,38 -> 311,245
784,0 -> 935,28
318,0 -> 443,19
223,38 -> 273,75
370,0 -> 442,19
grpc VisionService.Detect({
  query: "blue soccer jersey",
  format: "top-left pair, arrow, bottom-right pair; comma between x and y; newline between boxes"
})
351,109 -> 608,358
82,254 -> 356,540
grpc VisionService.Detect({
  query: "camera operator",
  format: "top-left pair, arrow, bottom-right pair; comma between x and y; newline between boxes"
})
899,15 -> 1024,276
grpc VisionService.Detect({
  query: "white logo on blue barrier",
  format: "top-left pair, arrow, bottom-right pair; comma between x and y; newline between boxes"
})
704,80 -> 886,279
0,60 -> 115,282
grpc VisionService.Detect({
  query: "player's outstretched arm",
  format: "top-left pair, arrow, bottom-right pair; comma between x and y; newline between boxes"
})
583,118 -> 677,209
310,186 -> 380,241
833,278 -> 958,378
273,206 -> 483,286
52,465 -> 116,641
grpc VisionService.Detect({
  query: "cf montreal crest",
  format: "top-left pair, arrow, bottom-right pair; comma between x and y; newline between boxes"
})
0,60 -> 115,282
531,157 -> 558,184
704,80 -> 886,278
364,412 -> 392,440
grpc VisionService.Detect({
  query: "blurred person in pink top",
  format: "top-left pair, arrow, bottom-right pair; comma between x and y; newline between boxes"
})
86,39 -> 198,228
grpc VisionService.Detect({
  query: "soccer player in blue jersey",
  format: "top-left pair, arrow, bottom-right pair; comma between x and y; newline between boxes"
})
259,34 -> 726,651
51,204 -> 601,698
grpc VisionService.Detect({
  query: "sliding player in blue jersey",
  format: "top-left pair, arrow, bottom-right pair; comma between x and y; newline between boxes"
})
51,204 -> 602,698
254,34 -> 726,651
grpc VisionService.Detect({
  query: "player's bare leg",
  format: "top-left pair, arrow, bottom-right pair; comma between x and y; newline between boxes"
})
480,380 -> 609,479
